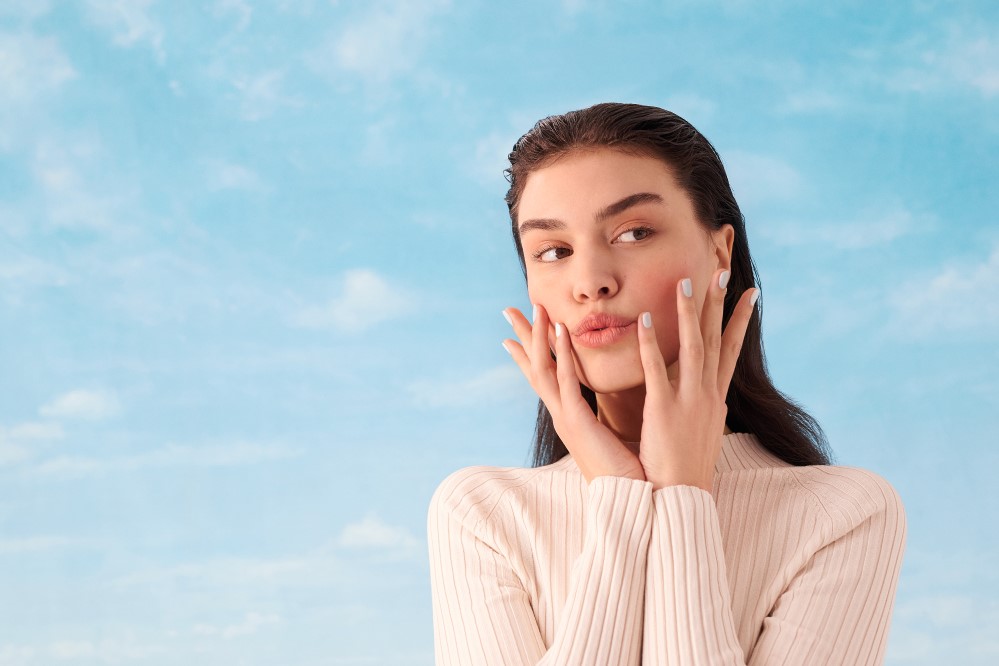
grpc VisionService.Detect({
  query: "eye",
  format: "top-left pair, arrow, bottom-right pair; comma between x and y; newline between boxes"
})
616,227 -> 654,243
533,245 -> 572,262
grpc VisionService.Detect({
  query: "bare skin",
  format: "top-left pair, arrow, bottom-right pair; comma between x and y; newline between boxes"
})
501,149 -> 758,492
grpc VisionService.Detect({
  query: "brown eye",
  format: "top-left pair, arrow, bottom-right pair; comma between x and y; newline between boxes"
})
535,246 -> 572,262
617,227 -> 654,243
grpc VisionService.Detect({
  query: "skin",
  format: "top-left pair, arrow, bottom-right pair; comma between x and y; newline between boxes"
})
501,148 -> 759,492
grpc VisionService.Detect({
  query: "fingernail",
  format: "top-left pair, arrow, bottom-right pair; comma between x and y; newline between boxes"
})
555,322 -> 562,337
501,341 -> 512,355
532,304 -> 539,324
681,278 -> 692,298
750,289 -> 760,306
641,312 -> 652,328
501,310 -> 513,326
719,270 -> 730,289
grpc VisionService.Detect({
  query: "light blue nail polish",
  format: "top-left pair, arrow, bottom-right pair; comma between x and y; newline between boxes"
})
555,322 -> 562,337
501,341 -> 512,355
719,270 -> 731,289
502,310 -> 513,326
681,278 -> 692,298
532,304 -> 539,323
750,289 -> 760,306
641,312 -> 652,328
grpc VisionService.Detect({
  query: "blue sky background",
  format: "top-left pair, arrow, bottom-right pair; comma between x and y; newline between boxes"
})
1,1 -> 997,663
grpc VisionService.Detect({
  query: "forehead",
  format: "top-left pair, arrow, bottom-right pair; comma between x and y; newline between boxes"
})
518,148 -> 688,222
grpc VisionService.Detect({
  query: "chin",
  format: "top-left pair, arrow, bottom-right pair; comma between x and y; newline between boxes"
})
576,358 -> 646,395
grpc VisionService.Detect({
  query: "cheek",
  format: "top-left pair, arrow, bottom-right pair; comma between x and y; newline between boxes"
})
637,272 -> 685,363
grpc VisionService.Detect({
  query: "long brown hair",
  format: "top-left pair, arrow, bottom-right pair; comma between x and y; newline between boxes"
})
504,103 -> 832,468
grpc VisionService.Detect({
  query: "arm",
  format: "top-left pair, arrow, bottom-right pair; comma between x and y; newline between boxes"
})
428,471 -> 654,666
642,474 -> 907,666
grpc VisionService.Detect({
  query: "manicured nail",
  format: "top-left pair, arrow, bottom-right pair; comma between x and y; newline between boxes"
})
555,322 -> 562,337
502,310 -> 513,326
501,341 -> 512,355
681,278 -> 692,298
532,304 -> 539,324
641,312 -> 652,328
750,289 -> 760,306
719,270 -> 730,289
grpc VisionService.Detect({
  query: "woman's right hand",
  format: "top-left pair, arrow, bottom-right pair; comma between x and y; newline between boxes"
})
502,303 -> 647,485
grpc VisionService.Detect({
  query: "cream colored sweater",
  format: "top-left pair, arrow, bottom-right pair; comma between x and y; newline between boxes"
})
428,433 -> 906,665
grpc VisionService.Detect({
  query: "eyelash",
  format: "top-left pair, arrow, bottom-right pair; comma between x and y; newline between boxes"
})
531,226 -> 656,262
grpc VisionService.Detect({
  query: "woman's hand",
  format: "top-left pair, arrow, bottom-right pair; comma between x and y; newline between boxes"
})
636,269 -> 758,492
502,304 -> 646,485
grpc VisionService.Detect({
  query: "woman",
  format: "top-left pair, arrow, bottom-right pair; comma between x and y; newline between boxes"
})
428,103 -> 906,665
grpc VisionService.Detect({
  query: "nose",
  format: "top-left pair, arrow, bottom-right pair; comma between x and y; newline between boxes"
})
571,251 -> 619,302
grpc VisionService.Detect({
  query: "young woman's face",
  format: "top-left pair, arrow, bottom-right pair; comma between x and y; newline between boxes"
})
517,148 -> 734,394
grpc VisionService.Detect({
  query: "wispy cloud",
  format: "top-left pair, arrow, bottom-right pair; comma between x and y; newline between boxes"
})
309,0 -> 451,86
0,32 -> 75,104
193,611 -> 281,639
39,389 -> 121,421
759,205 -> 933,250
212,0 -> 253,32
205,159 -> 265,191
0,421 -> 63,466
663,92 -> 717,123
406,364 -> 526,408
291,269 -> 418,332
723,150 -> 804,208
230,69 -> 304,121
83,0 -> 165,62
32,441 -> 303,478
0,535 -> 92,554
888,243 -> 999,340
337,513 -> 420,552
887,25 -> 999,98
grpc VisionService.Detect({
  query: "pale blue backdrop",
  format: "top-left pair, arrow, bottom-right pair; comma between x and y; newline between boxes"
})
1,1 -> 997,664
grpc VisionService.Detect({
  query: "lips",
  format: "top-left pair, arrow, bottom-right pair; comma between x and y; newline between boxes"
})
572,313 -> 636,349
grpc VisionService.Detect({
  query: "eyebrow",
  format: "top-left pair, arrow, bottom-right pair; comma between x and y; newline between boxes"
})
517,192 -> 665,236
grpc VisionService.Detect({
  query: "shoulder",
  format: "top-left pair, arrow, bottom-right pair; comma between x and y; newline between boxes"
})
428,457 -> 580,532
722,434 -> 906,545
789,465 -> 907,540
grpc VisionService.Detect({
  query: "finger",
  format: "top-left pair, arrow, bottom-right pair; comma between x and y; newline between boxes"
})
553,320 -> 592,416
700,269 -> 730,390
717,288 -> 760,397
530,303 -> 560,398
676,277 -> 704,397
503,307 -> 535,359
637,311 -> 674,403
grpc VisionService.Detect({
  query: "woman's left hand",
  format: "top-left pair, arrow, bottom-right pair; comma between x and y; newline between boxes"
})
636,269 -> 758,492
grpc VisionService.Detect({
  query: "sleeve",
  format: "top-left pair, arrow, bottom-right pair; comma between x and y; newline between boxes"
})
641,476 -> 907,666
428,472 -> 655,666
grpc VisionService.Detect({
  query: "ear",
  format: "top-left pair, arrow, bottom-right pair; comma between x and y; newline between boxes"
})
712,224 -> 735,270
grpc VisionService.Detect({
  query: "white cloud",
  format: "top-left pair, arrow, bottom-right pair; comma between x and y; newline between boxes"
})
31,136 -> 133,233
0,535 -> 83,554
760,205 -> 933,250
779,89 -> 843,114
406,364 -> 527,408
723,150 -> 804,208
33,441 -> 303,478
231,69 -> 304,121
83,0 -> 165,62
310,0 -> 451,85
193,611 -> 281,639
0,1 -> 52,20
39,389 -> 121,421
292,269 -> 417,332
889,28 -> 999,98
205,159 -> 265,191
338,513 -> 420,552
662,93 -> 717,123
213,0 -> 253,32
471,130 -> 517,187
0,32 -> 75,104
0,420 -> 64,464
888,243 -> 999,340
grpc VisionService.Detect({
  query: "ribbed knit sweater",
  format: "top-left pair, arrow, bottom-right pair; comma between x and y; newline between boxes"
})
428,432 -> 906,665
